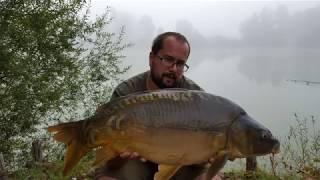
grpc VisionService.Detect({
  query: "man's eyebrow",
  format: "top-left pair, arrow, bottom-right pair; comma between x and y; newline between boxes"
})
163,55 -> 174,59
163,55 -> 186,62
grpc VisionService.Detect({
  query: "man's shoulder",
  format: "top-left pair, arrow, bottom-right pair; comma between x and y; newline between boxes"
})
114,71 -> 148,96
180,76 -> 204,91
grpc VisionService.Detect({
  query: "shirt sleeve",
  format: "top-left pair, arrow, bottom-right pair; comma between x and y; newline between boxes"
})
109,80 -> 135,101
182,76 -> 205,91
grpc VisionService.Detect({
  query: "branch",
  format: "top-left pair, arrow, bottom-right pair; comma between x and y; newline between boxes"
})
287,79 -> 320,86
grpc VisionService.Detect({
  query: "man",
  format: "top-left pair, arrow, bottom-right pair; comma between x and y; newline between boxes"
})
95,32 -> 219,180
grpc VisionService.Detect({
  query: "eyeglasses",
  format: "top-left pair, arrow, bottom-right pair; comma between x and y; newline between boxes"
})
156,55 -> 189,72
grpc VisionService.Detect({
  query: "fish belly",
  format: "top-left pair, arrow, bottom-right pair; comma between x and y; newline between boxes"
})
113,125 -> 217,165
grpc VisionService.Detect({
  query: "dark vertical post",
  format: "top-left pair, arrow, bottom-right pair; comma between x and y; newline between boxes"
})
0,153 -> 8,180
246,156 -> 257,171
32,140 -> 43,163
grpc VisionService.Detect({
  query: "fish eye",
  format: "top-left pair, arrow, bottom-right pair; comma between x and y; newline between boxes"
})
240,111 -> 247,116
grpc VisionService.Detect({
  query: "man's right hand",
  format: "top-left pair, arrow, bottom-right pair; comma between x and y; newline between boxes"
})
96,152 -> 147,180
119,152 -> 147,162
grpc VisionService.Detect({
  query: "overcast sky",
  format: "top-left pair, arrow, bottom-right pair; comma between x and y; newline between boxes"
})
91,0 -> 320,38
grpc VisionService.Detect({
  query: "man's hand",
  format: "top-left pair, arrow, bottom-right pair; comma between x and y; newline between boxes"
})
96,152 -> 147,180
119,152 -> 147,162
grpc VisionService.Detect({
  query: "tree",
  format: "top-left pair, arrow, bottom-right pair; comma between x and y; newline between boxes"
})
239,6 -> 289,48
0,0 -> 129,166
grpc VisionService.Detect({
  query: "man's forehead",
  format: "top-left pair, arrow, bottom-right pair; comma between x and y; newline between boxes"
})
163,36 -> 188,46
161,36 -> 189,57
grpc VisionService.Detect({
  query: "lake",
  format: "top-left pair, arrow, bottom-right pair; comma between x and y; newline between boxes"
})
121,47 -> 320,138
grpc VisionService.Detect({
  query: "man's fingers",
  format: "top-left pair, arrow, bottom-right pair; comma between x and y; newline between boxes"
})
129,152 -> 139,158
120,152 -> 142,159
119,152 -> 147,162
120,152 -> 130,158
140,157 -> 147,162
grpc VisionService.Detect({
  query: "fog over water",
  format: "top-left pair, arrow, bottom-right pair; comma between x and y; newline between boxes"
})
91,0 -> 320,137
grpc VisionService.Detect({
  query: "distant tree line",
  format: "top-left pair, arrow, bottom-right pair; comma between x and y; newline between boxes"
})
111,4 -> 320,49
239,5 -> 320,48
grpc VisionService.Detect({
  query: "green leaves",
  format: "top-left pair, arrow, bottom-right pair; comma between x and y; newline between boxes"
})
0,0 -> 129,167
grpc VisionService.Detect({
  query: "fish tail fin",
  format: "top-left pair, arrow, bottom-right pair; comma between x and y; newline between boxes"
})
48,121 -> 89,175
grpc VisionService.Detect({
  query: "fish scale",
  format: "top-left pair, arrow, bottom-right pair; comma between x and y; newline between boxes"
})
114,91 -> 237,131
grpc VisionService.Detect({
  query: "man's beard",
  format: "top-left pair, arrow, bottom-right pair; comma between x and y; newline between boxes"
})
151,71 -> 178,89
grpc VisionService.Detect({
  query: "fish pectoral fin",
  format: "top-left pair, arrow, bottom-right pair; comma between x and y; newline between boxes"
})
154,164 -> 182,180
206,153 -> 228,180
93,146 -> 117,167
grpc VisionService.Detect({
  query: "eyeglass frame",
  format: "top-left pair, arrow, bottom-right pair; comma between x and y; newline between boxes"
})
155,54 -> 189,72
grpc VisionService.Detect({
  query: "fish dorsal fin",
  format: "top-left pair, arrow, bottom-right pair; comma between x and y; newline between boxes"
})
107,89 -> 197,113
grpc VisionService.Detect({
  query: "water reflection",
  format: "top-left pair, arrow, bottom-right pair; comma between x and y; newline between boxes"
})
236,48 -> 320,86
187,48 -> 320,137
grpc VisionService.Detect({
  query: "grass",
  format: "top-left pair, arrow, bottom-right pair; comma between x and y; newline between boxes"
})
224,170 -> 284,180
7,114 -> 320,179
8,157 -> 94,180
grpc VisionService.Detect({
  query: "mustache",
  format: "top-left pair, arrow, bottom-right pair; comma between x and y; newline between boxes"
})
162,73 -> 177,80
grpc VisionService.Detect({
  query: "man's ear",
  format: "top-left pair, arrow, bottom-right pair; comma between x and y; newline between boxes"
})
149,52 -> 153,67
149,52 -> 154,59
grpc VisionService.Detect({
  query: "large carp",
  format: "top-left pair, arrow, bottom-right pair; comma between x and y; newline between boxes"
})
48,89 -> 280,180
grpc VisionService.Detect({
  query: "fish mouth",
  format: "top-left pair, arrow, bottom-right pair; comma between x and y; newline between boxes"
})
250,136 -> 281,156
271,141 -> 280,154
